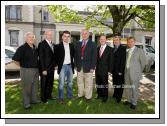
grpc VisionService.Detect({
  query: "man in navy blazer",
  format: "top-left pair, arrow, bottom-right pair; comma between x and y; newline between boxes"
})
75,29 -> 97,101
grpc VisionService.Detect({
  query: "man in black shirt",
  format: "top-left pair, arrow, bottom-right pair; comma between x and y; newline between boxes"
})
12,32 -> 40,109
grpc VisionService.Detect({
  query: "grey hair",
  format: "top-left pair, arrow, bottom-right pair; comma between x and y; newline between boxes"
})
81,29 -> 89,34
24,32 -> 35,39
44,30 -> 53,35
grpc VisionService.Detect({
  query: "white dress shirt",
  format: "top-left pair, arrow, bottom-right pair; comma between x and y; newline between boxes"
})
63,42 -> 71,65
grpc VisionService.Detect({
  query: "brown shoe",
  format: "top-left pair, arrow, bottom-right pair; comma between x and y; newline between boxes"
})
75,96 -> 83,100
59,99 -> 64,104
85,98 -> 91,102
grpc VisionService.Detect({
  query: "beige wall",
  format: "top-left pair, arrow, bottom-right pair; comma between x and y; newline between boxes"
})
34,6 -> 55,24
5,23 -> 34,49
22,5 -> 34,22
133,30 -> 155,47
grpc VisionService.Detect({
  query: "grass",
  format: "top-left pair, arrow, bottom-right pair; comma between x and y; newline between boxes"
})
5,78 -> 155,114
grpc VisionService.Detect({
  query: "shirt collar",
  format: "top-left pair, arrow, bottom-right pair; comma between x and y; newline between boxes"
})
63,41 -> 69,45
25,42 -> 35,49
114,44 -> 120,48
101,44 -> 106,48
46,39 -> 52,45
82,39 -> 88,43
127,46 -> 135,52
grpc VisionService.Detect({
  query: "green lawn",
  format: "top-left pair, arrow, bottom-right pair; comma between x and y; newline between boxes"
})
5,78 -> 155,114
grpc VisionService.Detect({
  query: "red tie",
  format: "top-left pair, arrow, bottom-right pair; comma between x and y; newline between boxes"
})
81,40 -> 86,58
99,46 -> 103,57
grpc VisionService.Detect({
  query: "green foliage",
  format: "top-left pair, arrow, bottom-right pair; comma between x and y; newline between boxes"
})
48,5 -> 155,35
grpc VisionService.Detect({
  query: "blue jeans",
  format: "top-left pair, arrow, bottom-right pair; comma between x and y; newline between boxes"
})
58,64 -> 73,100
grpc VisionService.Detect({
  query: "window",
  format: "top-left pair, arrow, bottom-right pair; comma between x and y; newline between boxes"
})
5,5 -> 21,21
43,11 -> 49,22
145,36 -> 152,45
9,30 -> 19,47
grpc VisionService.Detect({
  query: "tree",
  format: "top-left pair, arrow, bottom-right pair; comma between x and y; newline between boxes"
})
48,5 -> 155,35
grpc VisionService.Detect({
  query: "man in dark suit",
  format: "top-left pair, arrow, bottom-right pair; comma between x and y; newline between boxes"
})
38,30 -> 56,103
112,35 -> 126,103
95,35 -> 113,102
75,29 -> 97,101
55,31 -> 75,104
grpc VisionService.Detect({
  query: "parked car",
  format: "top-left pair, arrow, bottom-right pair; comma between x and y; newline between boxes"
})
5,46 -> 20,71
135,42 -> 155,72
107,40 -> 155,72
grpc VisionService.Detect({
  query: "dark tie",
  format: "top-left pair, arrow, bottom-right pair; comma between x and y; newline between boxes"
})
114,46 -> 118,53
50,42 -> 54,52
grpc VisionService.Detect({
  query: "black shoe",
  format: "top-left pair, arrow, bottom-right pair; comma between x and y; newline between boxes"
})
48,96 -> 57,100
31,101 -> 41,104
130,104 -> 136,109
50,97 -> 57,100
42,100 -> 48,104
24,106 -> 31,110
102,98 -> 108,102
116,99 -> 121,103
123,101 -> 131,105
95,96 -> 101,99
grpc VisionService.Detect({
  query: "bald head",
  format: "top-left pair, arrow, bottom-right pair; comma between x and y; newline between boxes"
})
44,30 -> 53,41
81,29 -> 89,41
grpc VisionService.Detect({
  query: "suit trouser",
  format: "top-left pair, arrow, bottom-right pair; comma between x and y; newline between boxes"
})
112,74 -> 124,101
40,71 -> 54,102
96,73 -> 108,100
124,68 -> 140,106
77,69 -> 93,99
20,67 -> 39,108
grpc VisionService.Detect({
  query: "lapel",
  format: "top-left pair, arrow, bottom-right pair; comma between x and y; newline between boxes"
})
69,43 -> 73,57
60,42 -> 65,58
129,46 -> 137,65
84,39 -> 90,52
44,40 -> 54,54
79,41 -> 82,50
131,46 -> 137,59
97,46 -> 100,59
99,45 -> 107,59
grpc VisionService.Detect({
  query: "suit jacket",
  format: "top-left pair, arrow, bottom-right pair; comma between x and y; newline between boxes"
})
38,40 -> 56,73
75,39 -> 97,73
125,46 -> 146,83
55,42 -> 75,74
95,45 -> 113,84
113,45 -> 126,75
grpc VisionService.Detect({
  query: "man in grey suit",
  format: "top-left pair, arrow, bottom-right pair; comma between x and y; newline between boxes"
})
123,36 -> 146,109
